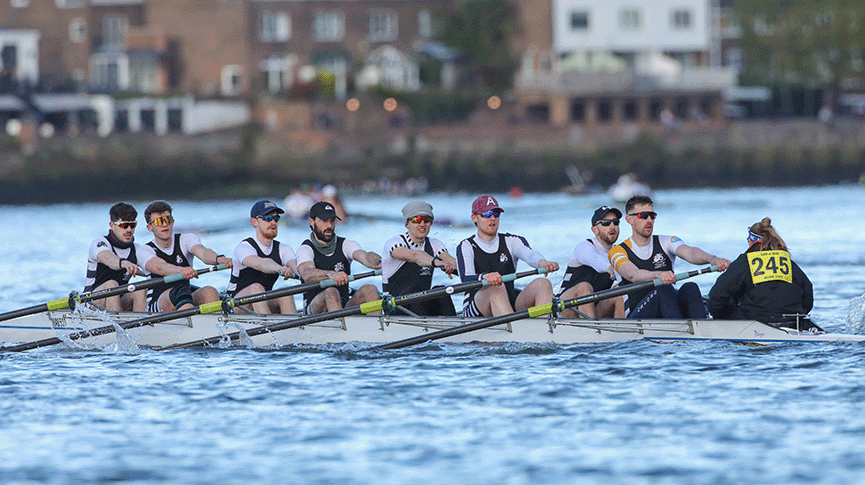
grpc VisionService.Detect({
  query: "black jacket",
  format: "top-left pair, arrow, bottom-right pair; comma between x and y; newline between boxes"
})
707,250 -> 813,324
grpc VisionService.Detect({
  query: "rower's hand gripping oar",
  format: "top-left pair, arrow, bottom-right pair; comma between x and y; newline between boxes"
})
0,264 -> 229,323
2,266 -> 378,353
155,268 -> 550,351
378,265 -> 719,350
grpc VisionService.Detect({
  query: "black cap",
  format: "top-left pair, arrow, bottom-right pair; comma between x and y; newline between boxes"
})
591,206 -> 622,225
309,201 -> 341,221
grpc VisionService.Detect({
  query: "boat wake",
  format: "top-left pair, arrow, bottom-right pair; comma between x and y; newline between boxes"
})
845,293 -> 865,334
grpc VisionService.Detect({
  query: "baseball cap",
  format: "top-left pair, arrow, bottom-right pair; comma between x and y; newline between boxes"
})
309,200 -> 342,221
471,195 -> 504,214
591,206 -> 622,225
402,201 -> 434,220
250,200 -> 285,218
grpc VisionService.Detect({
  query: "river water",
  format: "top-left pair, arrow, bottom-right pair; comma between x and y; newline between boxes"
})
1,186 -> 865,484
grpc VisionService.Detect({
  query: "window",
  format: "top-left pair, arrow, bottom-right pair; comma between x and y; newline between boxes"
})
724,47 -> 742,72
260,10 -> 291,42
69,18 -> 87,43
260,55 -> 297,93
90,53 -> 129,91
314,11 -> 345,42
11,0 -> 30,8
102,15 -> 128,49
571,11 -> 589,30
418,10 -> 432,38
369,10 -> 397,42
671,9 -> 691,30
620,8 -> 641,30
221,65 -> 242,95
56,0 -> 84,7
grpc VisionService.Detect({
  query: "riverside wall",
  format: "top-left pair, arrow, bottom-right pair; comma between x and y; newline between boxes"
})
1,118 -> 864,204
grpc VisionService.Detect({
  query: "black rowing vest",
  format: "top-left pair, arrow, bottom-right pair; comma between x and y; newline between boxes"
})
560,238 -> 613,293
229,237 -> 283,294
618,235 -> 673,312
84,237 -> 138,292
146,234 -> 191,302
302,237 -> 351,306
467,234 -> 517,305
383,235 -> 435,297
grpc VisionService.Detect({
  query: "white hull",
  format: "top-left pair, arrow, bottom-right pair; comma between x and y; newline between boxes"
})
2,310 -> 865,349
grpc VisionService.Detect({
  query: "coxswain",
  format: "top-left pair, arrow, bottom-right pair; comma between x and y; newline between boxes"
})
226,200 -> 298,314
707,217 -> 815,329
138,201 -> 232,312
381,201 -> 458,316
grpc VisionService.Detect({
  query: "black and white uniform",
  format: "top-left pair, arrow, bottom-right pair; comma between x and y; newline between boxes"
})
138,233 -> 201,312
455,233 -> 545,317
558,237 -> 614,296
608,235 -> 683,315
382,233 -> 455,316
84,236 -> 149,292
296,237 -> 362,312
227,237 -> 296,296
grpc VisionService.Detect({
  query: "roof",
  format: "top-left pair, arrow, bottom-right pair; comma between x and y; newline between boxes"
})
0,95 -> 25,111
31,94 -> 95,112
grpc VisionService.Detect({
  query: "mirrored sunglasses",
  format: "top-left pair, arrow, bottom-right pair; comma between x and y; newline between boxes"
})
409,215 -> 433,224
258,214 -> 281,222
628,211 -> 657,220
114,221 -> 137,229
149,215 -> 174,227
595,218 -> 620,227
476,210 -> 501,219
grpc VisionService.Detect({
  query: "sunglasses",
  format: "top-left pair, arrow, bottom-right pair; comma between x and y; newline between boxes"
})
258,214 -> 281,222
476,210 -> 501,219
149,215 -> 174,227
113,221 -> 137,229
409,215 -> 433,224
595,218 -> 620,227
628,211 -> 657,220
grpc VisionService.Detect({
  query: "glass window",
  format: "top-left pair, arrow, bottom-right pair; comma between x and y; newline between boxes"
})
221,65 -> 243,95
418,10 -> 432,39
314,11 -> 345,42
11,0 -> 30,8
620,8 -> 641,31
102,15 -> 128,49
56,0 -> 84,8
69,18 -> 87,43
671,9 -> 691,30
260,10 -> 291,42
369,10 -> 397,42
571,11 -> 589,30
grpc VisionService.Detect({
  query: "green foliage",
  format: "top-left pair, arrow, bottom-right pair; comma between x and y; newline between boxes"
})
442,0 -> 519,90
374,88 -> 478,125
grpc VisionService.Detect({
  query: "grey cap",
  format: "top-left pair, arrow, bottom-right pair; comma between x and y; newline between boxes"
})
402,201 -> 434,220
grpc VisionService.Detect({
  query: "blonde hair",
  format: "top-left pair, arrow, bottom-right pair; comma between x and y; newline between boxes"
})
749,217 -> 787,251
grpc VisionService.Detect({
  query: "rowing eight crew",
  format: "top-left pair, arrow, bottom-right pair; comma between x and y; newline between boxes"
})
86,195 -> 814,328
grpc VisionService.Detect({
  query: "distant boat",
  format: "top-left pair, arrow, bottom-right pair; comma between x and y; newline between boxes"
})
608,173 -> 651,203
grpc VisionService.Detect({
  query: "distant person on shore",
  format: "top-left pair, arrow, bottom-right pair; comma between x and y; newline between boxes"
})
609,195 -> 730,319
558,206 -> 625,319
456,195 -> 559,317
707,218 -> 815,329
381,201 -> 458,316
84,202 -> 148,311
138,201 -> 232,312
226,200 -> 298,314
297,201 -> 382,314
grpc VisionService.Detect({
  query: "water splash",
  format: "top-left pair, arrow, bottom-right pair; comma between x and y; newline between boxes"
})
61,305 -> 141,352
845,293 -> 865,333
215,322 -> 256,348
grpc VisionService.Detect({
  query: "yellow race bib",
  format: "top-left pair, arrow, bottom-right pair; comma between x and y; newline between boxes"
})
747,250 -> 793,284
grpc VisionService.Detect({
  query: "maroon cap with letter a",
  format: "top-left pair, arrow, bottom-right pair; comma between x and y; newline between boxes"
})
471,195 -> 504,214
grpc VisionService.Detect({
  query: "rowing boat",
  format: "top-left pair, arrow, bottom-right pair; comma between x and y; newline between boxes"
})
2,309 -> 864,349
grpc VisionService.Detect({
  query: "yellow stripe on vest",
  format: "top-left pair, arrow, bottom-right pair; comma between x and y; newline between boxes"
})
747,250 -> 793,284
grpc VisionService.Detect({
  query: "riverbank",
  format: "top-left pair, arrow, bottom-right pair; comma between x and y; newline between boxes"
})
1,119 -> 863,204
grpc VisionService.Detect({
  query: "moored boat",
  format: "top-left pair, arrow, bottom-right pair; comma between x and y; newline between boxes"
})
2,309 -> 864,350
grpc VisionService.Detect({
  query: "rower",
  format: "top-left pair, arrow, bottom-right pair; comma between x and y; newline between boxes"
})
608,195 -> 730,319
455,195 -> 559,318
297,201 -> 382,314
226,200 -> 298,314
558,206 -> 625,319
707,217 -> 816,330
84,202 -> 150,311
381,201 -> 458,316
138,201 -> 232,312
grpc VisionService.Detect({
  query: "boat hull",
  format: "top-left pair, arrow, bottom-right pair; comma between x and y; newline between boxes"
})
2,310 -> 864,349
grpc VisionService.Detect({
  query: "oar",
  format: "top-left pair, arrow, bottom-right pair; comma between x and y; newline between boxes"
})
378,265 -> 720,350
0,264 -> 229,323
3,269 -> 379,352
156,268 -> 549,351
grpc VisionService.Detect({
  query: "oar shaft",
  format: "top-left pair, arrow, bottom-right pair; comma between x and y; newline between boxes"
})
229,270 -> 380,308
157,268 -> 548,351
379,265 -> 718,350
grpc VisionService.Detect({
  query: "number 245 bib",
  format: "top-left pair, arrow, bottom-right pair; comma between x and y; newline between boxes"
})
747,250 -> 793,284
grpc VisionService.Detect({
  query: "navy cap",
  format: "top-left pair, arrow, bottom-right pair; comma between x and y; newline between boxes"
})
591,206 -> 622,225
309,201 -> 342,221
250,200 -> 284,218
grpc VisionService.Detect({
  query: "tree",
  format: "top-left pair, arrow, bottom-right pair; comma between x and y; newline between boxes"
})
441,0 -> 520,90
734,0 -> 865,108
